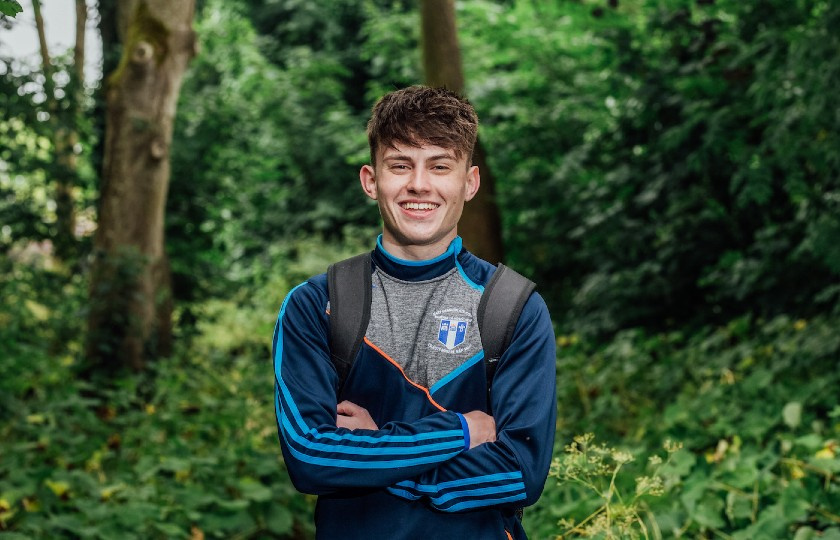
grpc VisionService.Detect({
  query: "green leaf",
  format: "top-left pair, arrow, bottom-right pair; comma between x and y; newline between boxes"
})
821,528 -> 840,540
778,484 -> 811,521
725,491 -> 753,522
661,449 -> 695,483
45,480 -> 71,497
238,477 -> 272,502
113,502 -> 159,529
743,505 -> 794,538
679,471 -> 708,514
692,493 -> 726,529
793,527 -> 817,540
215,499 -> 249,511
783,402 -> 802,428
199,509 -> 255,534
47,514 -> 87,536
266,506 -> 294,534
808,456 -> 840,473
158,457 -> 190,472
794,434 -> 823,451
0,1 -> 23,17
153,522 -> 188,538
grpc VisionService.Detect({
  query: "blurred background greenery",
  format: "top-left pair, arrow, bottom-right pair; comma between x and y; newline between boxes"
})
1,0 -> 838,538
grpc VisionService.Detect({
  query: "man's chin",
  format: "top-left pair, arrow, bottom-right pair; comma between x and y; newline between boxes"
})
393,230 -> 445,247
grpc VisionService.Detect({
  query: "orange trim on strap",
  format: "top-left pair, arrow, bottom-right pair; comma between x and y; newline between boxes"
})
505,530 -> 513,540
363,337 -> 447,412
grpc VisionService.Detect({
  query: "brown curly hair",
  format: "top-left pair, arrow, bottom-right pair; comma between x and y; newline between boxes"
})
366,86 -> 479,168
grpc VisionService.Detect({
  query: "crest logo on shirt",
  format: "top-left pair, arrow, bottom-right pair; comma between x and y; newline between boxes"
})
437,319 -> 469,350
428,308 -> 473,354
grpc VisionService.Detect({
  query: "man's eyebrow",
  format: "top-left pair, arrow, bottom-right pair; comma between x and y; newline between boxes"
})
382,154 -> 412,161
381,152 -> 457,162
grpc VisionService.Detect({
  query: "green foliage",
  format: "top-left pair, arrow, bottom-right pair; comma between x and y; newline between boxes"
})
0,49 -> 97,260
459,0 -> 629,309
1,60 -> 56,251
0,237 -> 373,538
0,0 -> 22,18
0,347 -> 311,538
472,0 -> 840,335
529,313 -> 840,539
550,434 -> 682,539
168,0 -> 376,302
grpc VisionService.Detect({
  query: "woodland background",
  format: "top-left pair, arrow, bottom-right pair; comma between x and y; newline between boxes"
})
1,0 -> 839,538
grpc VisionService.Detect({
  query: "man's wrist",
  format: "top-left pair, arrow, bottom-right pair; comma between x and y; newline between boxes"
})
455,412 -> 470,451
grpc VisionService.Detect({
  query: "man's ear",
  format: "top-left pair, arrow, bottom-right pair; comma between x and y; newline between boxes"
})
359,164 -> 377,200
464,165 -> 481,202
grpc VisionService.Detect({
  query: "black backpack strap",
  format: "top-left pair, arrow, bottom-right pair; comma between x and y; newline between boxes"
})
477,264 -> 536,411
327,253 -> 372,395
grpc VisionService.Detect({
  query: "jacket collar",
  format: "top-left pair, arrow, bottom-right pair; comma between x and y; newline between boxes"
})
372,235 -> 463,281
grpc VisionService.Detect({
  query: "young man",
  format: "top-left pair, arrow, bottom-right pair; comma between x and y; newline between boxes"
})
272,86 -> 556,539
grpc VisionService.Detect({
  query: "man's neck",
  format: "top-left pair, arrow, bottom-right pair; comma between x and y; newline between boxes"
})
379,233 -> 457,262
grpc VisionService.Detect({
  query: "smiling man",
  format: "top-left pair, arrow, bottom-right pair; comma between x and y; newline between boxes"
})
272,86 -> 556,539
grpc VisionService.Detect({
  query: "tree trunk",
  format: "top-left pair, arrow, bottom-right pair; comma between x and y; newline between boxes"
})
33,0 -> 80,259
91,0 -> 121,188
420,0 -> 504,264
86,0 -> 196,372
75,1 -> 87,75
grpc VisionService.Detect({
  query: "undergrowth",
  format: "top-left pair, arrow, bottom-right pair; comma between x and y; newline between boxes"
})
530,313 -> 840,539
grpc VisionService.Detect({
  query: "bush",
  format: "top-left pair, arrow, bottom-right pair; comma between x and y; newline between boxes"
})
528,313 -> 840,539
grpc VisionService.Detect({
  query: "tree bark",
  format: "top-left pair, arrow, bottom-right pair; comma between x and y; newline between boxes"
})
420,0 -> 504,264
91,0 -> 121,187
33,0 -> 79,259
75,1 -> 86,81
32,0 -> 50,73
86,0 -> 196,372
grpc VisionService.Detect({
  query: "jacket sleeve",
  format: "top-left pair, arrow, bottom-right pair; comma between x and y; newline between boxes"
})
386,293 -> 557,512
273,281 -> 469,495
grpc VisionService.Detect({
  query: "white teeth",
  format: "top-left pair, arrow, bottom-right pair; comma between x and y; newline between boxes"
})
401,202 -> 438,210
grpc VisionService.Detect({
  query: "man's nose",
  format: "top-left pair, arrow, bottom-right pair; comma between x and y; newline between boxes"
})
407,169 -> 432,192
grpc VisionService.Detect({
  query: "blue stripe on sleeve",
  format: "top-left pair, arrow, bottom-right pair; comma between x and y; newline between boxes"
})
388,470 -> 527,510
429,482 -> 525,505
455,413 -> 470,451
395,470 -> 523,492
273,282 -> 311,433
283,436 -> 462,469
280,409 -> 464,456
441,492 -> 527,512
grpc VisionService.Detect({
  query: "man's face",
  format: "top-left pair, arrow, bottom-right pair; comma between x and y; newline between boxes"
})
360,142 -> 480,259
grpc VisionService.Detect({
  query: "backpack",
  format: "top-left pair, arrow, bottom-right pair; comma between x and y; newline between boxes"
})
326,252 -> 535,411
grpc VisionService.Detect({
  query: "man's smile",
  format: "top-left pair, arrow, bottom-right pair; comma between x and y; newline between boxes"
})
400,201 -> 440,211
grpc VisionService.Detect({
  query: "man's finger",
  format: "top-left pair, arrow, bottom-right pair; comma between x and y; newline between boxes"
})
337,400 -> 361,415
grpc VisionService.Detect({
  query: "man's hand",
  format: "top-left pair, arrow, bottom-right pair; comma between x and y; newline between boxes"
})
463,410 -> 496,449
336,400 -> 379,431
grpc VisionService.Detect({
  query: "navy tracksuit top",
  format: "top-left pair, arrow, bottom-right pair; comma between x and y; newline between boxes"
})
272,237 -> 557,539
